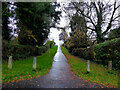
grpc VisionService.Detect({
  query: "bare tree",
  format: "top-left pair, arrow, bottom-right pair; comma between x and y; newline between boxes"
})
63,0 -> 120,43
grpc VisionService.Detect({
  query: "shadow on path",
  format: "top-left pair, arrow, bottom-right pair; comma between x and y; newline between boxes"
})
2,46 -> 107,88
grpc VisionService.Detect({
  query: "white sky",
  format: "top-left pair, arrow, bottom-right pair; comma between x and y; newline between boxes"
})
48,2 -> 71,45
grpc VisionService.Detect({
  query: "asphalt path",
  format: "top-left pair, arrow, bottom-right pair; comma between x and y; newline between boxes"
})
2,46 -> 107,88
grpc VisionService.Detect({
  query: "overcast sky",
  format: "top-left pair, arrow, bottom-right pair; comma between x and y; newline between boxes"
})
49,2 -> 71,45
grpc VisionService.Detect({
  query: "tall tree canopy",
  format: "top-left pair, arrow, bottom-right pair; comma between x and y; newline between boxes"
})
63,0 -> 120,43
65,13 -> 89,49
15,2 -> 61,46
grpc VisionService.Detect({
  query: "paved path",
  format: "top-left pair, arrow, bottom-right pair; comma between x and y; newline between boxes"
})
3,46 -> 106,88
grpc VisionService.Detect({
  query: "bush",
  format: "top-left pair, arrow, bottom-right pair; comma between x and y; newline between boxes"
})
93,38 -> 120,70
69,38 -> 120,70
38,46 -> 47,55
65,31 -> 89,53
73,48 -> 94,60
9,45 -> 37,60
108,27 -> 120,39
2,40 -> 55,62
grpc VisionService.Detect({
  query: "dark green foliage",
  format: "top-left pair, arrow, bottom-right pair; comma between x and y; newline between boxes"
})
37,41 -> 54,55
38,46 -> 47,55
108,27 -> 120,39
70,13 -> 87,33
9,45 -> 37,60
72,48 -> 94,60
94,38 -> 120,70
69,38 -> 120,70
65,31 -> 89,53
2,41 -> 55,62
16,2 -> 60,46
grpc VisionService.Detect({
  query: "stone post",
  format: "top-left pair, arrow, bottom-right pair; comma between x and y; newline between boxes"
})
108,61 -> 112,70
8,56 -> 12,69
87,60 -> 90,73
33,57 -> 36,69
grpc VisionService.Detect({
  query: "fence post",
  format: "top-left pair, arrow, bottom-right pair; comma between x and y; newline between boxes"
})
108,61 -> 112,70
8,56 -> 12,69
33,57 -> 36,70
87,60 -> 90,73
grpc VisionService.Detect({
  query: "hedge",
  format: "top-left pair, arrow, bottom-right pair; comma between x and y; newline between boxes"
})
72,48 -> 94,60
71,38 -> 120,70
2,40 -> 54,62
93,38 -> 120,70
8,45 -> 38,60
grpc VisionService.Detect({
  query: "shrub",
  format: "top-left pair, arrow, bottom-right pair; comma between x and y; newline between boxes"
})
2,40 -> 55,61
69,38 -> 120,70
73,48 -> 94,60
38,46 -> 47,55
108,27 -> 120,39
93,38 -> 120,70
9,45 -> 37,60
65,31 -> 89,53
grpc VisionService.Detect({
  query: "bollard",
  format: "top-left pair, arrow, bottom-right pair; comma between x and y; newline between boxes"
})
108,61 -> 112,71
8,56 -> 12,69
33,57 -> 36,70
87,60 -> 90,73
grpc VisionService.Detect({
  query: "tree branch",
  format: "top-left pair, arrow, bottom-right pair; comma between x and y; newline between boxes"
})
113,14 -> 120,21
73,2 -> 96,28
103,1 -> 118,35
87,27 -> 96,31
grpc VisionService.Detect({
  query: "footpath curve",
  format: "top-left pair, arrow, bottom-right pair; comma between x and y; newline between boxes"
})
3,46 -> 106,88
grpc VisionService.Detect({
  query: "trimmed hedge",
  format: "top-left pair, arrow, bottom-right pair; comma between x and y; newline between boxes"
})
71,38 -> 120,70
9,45 -> 38,60
2,40 -> 55,62
93,38 -> 120,70
72,48 -> 94,60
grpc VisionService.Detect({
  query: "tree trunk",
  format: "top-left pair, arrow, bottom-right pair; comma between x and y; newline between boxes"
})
96,30 -> 105,43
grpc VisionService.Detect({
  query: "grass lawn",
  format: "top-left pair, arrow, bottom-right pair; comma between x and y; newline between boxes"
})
2,46 -> 57,83
61,46 -> 118,88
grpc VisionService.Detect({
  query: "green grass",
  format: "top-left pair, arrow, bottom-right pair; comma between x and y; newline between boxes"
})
2,46 -> 57,83
61,46 -> 118,88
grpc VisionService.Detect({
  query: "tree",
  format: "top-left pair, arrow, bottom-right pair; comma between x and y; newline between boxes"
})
15,2 -> 61,46
66,30 -> 88,48
63,0 -> 120,43
2,2 -> 13,41
70,13 -> 87,33
59,28 -> 68,42
65,13 -> 89,51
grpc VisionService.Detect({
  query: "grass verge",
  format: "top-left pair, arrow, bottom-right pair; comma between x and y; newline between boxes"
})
61,46 -> 118,88
2,46 -> 57,83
